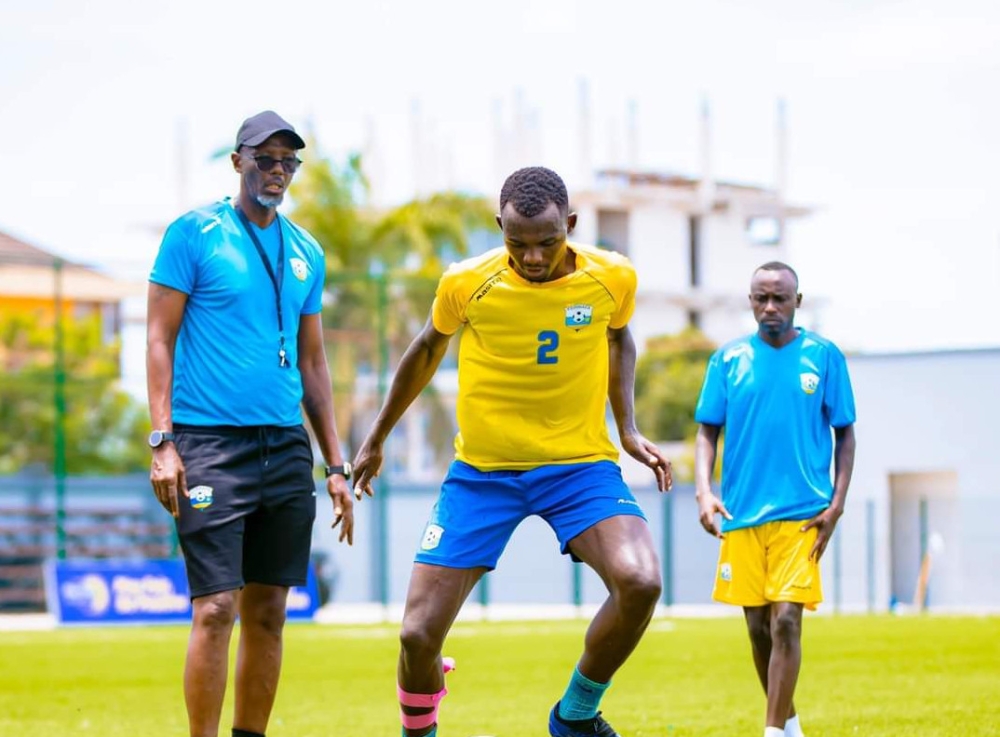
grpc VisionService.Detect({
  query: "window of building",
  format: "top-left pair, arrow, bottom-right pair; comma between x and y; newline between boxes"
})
596,209 -> 629,255
688,215 -> 702,288
746,216 -> 782,246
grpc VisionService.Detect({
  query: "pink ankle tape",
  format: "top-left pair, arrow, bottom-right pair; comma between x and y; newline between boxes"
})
397,685 -> 448,708
400,709 -> 439,730
398,656 -> 456,730
398,684 -> 447,730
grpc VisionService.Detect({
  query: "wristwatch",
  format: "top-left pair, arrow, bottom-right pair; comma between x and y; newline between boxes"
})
148,430 -> 176,449
324,462 -> 352,480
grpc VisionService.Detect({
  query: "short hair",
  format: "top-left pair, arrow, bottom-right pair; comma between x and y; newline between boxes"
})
754,261 -> 799,289
499,166 -> 569,218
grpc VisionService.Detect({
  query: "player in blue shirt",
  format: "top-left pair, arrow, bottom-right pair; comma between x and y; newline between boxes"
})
147,111 -> 354,737
694,262 -> 856,737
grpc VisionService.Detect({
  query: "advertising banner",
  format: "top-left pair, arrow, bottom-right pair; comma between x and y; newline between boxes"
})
48,559 -> 319,625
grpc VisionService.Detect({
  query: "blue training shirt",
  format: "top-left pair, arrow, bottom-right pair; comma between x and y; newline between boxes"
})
150,198 -> 325,427
694,329 -> 856,532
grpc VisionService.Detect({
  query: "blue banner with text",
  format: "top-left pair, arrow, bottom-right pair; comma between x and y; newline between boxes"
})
48,559 -> 319,625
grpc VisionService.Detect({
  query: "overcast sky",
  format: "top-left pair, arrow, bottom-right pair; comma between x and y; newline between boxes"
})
2,0 -> 998,355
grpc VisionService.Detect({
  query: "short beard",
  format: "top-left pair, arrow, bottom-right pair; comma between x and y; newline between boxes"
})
256,192 -> 284,208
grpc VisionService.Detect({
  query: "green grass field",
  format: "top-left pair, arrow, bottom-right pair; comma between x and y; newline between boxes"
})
1,614 -> 998,736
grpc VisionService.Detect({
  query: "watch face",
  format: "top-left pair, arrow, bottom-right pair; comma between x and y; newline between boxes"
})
149,430 -> 172,448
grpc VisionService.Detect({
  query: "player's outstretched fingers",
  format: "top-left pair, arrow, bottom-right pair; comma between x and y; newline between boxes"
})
352,473 -> 375,501
700,514 -> 720,538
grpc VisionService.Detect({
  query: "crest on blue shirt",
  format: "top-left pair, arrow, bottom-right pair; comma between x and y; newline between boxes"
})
565,304 -> 593,327
800,372 -> 820,395
289,257 -> 309,282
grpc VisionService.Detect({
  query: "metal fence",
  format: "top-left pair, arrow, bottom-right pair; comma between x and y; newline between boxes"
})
1,473 -> 897,615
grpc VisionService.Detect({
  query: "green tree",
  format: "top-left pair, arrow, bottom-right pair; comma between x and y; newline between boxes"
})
0,311 -> 150,474
289,146 -> 496,461
634,328 -> 716,443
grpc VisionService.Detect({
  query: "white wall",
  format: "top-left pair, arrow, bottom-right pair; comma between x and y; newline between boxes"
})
845,348 -> 1000,610
575,196 -> 802,348
627,206 -> 690,292
701,212 -> 781,290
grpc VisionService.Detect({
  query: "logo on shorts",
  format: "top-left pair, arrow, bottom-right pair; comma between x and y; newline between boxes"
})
420,523 -> 444,551
290,257 -> 309,281
617,498 -> 640,507
719,562 -> 732,582
189,485 -> 214,510
565,304 -> 593,327
800,372 -> 820,395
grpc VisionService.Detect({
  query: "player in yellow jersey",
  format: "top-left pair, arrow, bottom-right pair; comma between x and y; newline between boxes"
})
352,167 -> 672,737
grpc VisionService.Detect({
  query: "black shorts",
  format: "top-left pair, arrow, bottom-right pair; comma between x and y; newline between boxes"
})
173,424 -> 316,599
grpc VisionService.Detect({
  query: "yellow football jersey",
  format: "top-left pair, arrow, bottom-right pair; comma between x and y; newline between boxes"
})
432,242 -> 637,470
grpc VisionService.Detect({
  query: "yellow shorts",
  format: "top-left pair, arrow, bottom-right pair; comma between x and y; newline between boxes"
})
712,520 -> 823,611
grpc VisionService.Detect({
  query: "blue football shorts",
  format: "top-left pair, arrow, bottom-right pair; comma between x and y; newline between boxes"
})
413,459 -> 647,569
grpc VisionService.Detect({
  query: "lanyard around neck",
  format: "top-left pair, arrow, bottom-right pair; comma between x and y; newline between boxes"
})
234,205 -> 288,368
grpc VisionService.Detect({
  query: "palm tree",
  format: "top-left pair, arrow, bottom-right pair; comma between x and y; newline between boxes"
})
289,147 -> 496,465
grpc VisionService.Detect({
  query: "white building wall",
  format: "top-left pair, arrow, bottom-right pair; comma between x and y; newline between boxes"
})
702,214 -> 788,288
843,349 -> 1000,611
572,182 -> 810,349
626,206 -> 690,292
572,207 -> 598,253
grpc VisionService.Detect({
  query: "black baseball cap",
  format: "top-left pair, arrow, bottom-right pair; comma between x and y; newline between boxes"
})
234,110 -> 306,151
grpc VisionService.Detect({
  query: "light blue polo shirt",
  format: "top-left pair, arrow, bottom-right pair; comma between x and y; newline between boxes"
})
694,329 -> 856,532
150,198 -> 325,426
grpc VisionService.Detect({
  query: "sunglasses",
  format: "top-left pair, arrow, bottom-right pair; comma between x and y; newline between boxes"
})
248,154 -> 302,174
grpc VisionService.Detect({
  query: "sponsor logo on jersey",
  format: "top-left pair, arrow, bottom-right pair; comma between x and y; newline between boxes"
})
800,372 -> 820,395
565,304 -> 593,327
189,485 -> 214,510
474,275 -> 503,301
200,217 -> 222,234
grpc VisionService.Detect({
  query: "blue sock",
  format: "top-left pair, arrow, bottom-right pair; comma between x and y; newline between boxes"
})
558,667 -> 611,720
401,727 -> 436,737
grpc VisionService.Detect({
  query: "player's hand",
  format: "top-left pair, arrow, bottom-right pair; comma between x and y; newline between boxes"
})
801,505 -> 843,561
696,490 -> 732,539
621,431 -> 673,491
351,439 -> 384,501
150,444 -> 187,519
327,474 -> 355,545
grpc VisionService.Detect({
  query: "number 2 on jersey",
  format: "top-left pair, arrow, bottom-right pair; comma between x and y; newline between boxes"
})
537,330 -> 559,364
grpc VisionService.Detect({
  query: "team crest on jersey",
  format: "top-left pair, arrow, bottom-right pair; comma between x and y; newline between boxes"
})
189,485 -> 214,510
289,257 -> 309,282
565,304 -> 593,327
420,523 -> 445,551
800,372 -> 820,395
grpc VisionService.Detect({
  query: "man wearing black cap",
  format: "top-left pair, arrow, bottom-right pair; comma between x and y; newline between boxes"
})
147,111 -> 354,737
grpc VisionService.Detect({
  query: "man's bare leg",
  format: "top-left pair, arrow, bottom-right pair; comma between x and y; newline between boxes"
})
185,590 -> 239,737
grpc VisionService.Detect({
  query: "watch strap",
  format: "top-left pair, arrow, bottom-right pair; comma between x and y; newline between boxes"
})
324,462 -> 352,479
